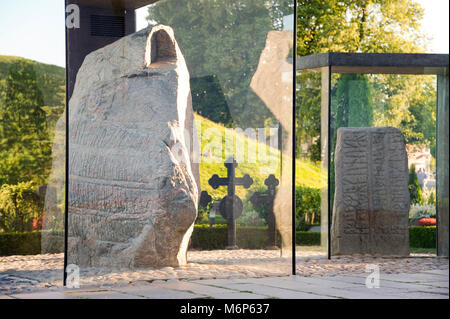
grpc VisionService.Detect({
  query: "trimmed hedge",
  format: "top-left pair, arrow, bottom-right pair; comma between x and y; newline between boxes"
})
296,231 -> 321,246
190,226 -> 437,250
295,186 -> 321,231
0,231 -> 64,256
409,226 -> 436,248
190,225 -> 321,250
0,226 -> 437,256
0,231 -> 42,256
190,225 -> 272,250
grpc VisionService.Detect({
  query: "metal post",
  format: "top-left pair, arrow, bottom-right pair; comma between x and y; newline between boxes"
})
437,69 -> 449,257
292,0 -> 298,276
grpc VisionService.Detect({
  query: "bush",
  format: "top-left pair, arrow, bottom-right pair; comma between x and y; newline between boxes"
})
196,204 -> 210,224
309,138 -> 321,163
238,209 -> 266,227
296,231 -> 320,246
295,186 -> 321,231
244,185 -> 269,224
0,182 -> 44,233
422,187 -> 436,205
191,226 -> 436,250
0,231 -> 42,256
190,224 -> 271,250
190,224 -> 228,250
190,225 -> 321,250
0,230 -> 64,256
2,227 -> 433,256
409,226 -> 436,248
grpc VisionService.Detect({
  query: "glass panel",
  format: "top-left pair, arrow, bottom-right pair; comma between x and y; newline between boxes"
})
437,70 -> 449,256
0,41 -> 66,289
295,67 -> 329,265
67,0 -> 294,287
329,72 -> 438,257
148,0 -> 295,278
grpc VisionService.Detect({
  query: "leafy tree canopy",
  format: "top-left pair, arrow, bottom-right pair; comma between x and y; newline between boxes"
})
297,0 -> 427,56
148,0 -> 293,128
296,0 -> 435,161
0,56 -> 65,187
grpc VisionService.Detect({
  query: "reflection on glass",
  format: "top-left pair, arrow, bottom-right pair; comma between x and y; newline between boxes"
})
148,0 -> 296,275
0,56 -> 66,284
296,68 -> 440,263
66,0 -> 295,286
295,68 -> 328,262
330,73 -> 438,256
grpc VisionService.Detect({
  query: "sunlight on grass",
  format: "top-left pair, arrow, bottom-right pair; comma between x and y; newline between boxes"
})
194,114 -> 325,200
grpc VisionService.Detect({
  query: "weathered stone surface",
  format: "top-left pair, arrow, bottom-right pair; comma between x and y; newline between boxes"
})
250,31 -> 294,256
67,25 -> 200,269
331,127 -> 410,256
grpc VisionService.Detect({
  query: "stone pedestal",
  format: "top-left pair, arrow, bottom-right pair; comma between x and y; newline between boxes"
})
331,127 -> 410,256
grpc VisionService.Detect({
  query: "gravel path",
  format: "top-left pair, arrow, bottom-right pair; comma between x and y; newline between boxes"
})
1,250 -> 448,295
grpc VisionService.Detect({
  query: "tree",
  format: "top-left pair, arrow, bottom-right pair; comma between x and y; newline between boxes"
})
147,0 -> 293,128
408,164 -> 423,205
295,1 -> 435,217
296,0 -> 430,152
191,75 -> 233,127
330,73 -> 374,206
297,0 -> 426,56
399,77 -> 436,156
295,71 -> 321,159
333,73 -> 374,133
0,60 -> 51,186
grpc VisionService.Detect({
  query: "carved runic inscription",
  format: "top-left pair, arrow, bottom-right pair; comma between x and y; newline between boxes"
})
331,127 -> 410,256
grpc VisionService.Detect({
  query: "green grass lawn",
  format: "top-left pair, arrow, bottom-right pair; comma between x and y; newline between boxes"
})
410,247 -> 436,254
195,113 -> 324,200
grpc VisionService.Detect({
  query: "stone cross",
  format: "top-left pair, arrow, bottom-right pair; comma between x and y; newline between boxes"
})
209,157 -> 254,249
250,174 -> 279,250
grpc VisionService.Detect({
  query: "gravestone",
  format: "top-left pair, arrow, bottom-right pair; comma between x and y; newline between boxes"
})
331,127 -> 410,256
250,175 -> 279,250
67,25 -> 200,268
199,191 -> 212,208
198,191 -> 217,227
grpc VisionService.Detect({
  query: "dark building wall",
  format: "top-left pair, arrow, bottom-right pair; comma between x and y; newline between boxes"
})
66,3 -> 136,100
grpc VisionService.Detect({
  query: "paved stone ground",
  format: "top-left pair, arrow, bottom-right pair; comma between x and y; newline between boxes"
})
1,269 -> 448,299
0,249 -> 448,299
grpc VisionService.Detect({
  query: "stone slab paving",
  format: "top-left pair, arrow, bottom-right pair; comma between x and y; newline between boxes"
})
106,285 -> 203,299
9,291 -> 78,299
149,279 -> 327,299
1,252 -> 448,299
138,281 -> 242,297
65,290 -> 148,300
2,270 -> 447,299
